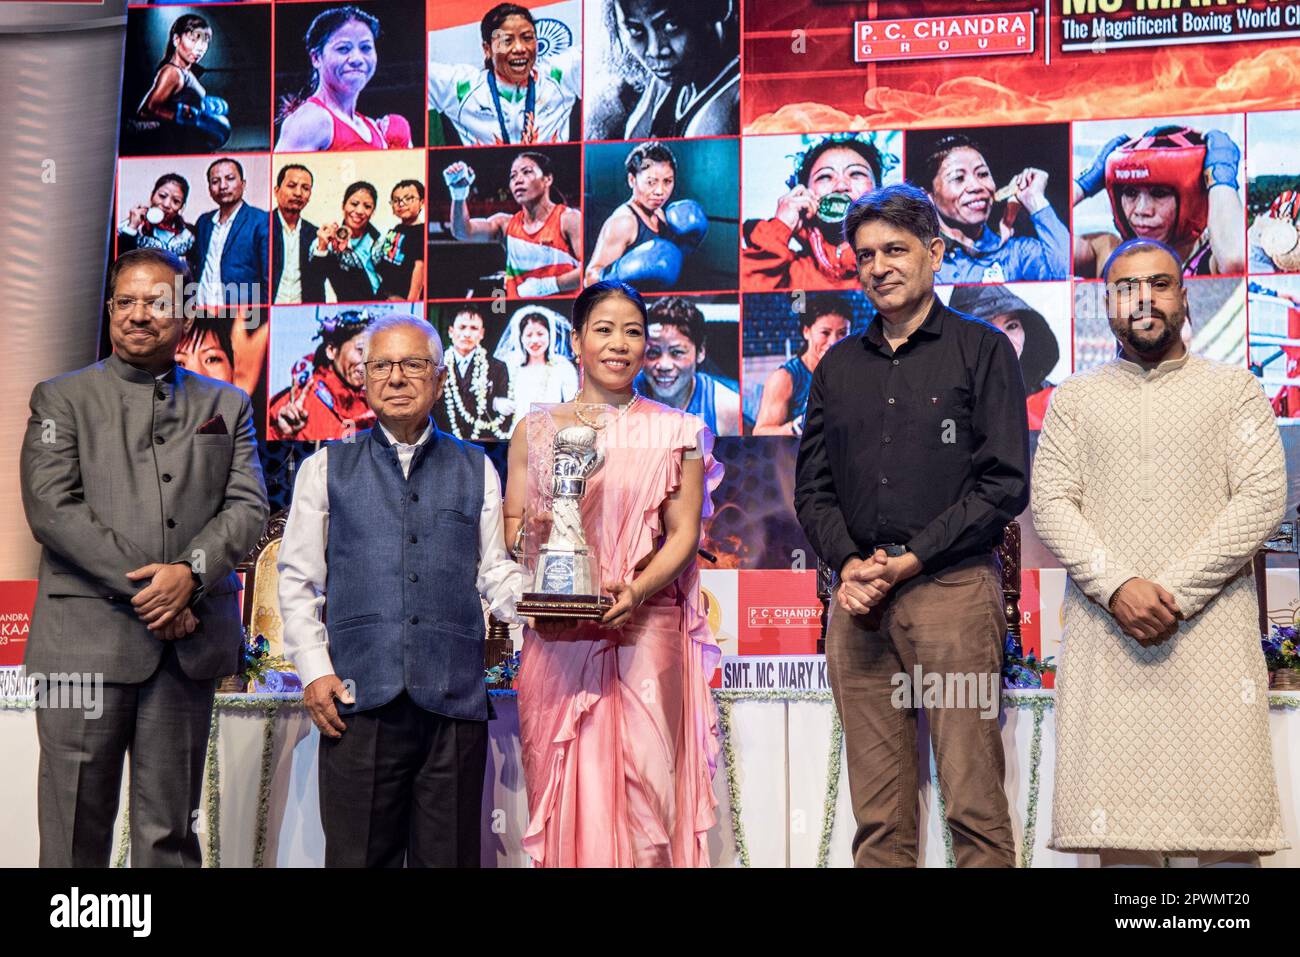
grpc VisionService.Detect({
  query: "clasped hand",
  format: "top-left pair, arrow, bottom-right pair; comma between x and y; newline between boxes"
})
837,550 -> 920,616
126,562 -> 199,640
1110,578 -> 1182,646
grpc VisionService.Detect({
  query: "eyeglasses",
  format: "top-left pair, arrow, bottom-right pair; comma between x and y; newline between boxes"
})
363,357 -> 440,379
1108,274 -> 1182,297
391,195 -> 421,207
109,296 -> 174,317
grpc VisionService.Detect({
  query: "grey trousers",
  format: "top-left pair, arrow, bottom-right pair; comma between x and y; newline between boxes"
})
35,643 -> 216,867
826,554 -> 1016,867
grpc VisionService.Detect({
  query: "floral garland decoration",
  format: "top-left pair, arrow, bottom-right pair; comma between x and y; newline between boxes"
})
816,707 -> 844,868
204,697 -> 222,867
113,785 -> 130,868
444,346 -> 512,440
22,687 -> 1294,868
712,694 -> 750,868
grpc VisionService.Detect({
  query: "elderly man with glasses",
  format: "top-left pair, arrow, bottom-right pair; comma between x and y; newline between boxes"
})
1032,237 -> 1289,866
278,313 -> 528,868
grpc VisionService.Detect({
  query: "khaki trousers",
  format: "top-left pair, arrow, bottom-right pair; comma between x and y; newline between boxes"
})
825,555 -> 1015,867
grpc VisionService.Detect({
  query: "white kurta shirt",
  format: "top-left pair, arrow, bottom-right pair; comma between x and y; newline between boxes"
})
1032,351 -> 1289,853
277,421 -> 527,688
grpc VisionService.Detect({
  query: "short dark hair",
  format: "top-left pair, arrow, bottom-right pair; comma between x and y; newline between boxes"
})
794,137 -> 883,190
179,314 -> 235,364
452,308 -> 487,327
206,157 -> 244,182
391,179 -> 425,201
481,3 -> 534,67
305,6 -> 381,59
107,248 -> 189,296
342,180 -> 378,206
647,296 -> 706,351
841,183 -> 941,249
800,294 -> 854,330
572,279 -> 646,334
1101,237 -> 1184,282
626,141 -> 677,177
918,133 -> 986,193
511,151 -> 565,205
276,163 -> 313,189
152,173 -> 189,204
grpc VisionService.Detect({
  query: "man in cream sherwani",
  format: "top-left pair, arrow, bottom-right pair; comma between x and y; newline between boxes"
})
1032,237 -> 1289,867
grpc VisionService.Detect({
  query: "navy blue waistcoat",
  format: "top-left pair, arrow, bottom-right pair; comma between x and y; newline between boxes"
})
325,424 -> 487,719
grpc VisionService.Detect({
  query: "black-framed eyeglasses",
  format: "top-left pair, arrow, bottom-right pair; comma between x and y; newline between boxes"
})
108,296 -> 175,317
363,357 -> 440,379
1108,274 -> 1181,297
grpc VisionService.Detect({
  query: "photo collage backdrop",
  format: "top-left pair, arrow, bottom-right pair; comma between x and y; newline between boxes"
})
106,0 -> 1300,672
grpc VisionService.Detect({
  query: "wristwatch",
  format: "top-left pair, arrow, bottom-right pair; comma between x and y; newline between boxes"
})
173,560 -> 206,606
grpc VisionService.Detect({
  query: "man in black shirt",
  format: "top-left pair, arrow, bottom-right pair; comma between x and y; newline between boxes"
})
795,183 -> 1030,867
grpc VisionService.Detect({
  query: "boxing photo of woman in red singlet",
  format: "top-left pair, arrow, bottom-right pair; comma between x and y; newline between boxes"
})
275,3 -> 418,153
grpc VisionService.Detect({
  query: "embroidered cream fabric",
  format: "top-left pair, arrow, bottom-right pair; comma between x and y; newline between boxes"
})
1032,353 -> 1289,853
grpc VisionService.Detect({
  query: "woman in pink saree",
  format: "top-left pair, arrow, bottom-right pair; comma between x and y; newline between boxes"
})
504,280 -> 723,867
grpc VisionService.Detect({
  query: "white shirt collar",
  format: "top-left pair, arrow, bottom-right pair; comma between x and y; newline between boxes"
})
378,420 -> 433,449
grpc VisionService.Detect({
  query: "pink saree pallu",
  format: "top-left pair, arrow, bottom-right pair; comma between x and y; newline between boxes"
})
516,401 -> 723,867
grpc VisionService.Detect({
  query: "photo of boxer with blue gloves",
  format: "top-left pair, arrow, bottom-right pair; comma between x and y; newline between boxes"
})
583,140 -> 711,291
134,14 -> 231,151
123,5 -> 271,155
1072,120 -> 1246,278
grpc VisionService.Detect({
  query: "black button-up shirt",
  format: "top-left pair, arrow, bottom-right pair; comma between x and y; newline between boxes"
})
794,295 -> 1030,575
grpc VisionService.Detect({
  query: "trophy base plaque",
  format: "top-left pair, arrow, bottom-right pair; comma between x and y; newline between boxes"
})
518,593 -> 614,620
519,544 -> 613,620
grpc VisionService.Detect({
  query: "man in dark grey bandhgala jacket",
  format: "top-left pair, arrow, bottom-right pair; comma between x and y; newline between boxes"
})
20,248 -> 268,867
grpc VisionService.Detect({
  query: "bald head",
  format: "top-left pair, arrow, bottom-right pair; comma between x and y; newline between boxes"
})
1101,237 -> 1181,282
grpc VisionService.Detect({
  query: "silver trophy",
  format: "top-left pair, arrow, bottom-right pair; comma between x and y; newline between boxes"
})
518,425 -> 614,619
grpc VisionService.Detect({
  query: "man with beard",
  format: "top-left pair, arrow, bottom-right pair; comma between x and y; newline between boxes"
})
433,308 -> 514,440
1032,238 -> 1288,866
948,285 -> 1060,430
915,134 -> 1068,285
742,135 -> 885,291
268,311 -> 376,440
272,164 -> 326,305
632,295 -> 740,435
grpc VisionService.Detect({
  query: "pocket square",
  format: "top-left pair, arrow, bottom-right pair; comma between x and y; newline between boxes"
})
196,414 -> 228,435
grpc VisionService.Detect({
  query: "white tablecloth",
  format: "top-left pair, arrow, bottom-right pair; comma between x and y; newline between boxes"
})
2,690 -> 1297,867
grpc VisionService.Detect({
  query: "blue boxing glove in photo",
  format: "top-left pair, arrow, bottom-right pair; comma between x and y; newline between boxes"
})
663,199 -> 708,253
603,238 -> 683,289
176,98 -> 231,148
1075,133 -> 1128,199
1203,129 -> 1240,191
